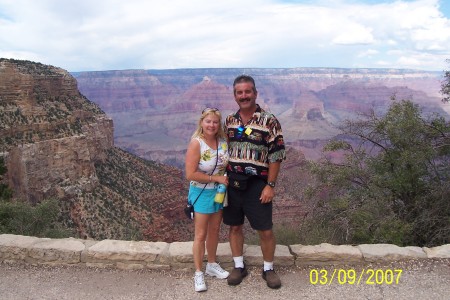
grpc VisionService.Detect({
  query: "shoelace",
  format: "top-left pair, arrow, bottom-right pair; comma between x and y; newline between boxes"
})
194,274 -> 205,285
209,263 -> 227,273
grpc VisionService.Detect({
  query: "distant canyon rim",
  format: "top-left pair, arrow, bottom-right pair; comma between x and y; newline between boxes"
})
73,67 -> 449,167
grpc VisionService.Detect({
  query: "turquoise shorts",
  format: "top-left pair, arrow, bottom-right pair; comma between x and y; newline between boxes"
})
188,185 -> 223,214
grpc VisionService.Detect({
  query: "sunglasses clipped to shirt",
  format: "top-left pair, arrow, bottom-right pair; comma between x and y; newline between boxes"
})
236,125 -> 252,139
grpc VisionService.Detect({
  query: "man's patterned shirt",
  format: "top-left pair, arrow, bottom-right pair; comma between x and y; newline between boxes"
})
224,105 -> 286,179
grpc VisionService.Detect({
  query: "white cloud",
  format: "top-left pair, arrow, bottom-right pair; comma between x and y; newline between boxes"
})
357,49 -> 379,58
332,25 -> 375,45
0,0 -> 449,71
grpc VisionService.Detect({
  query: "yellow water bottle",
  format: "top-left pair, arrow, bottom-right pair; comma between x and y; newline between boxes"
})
214,183 -> 226,203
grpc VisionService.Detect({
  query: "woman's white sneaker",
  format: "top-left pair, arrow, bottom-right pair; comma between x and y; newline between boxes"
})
205,262 -> 230,279
194,272 -> 207,292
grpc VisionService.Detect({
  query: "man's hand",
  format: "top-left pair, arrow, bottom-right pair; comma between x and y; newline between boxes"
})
260,185 -> 275,203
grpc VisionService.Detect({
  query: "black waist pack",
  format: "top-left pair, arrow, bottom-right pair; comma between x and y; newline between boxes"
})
228,172 -> 250,191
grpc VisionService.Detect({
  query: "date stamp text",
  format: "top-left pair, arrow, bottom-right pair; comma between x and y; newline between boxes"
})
309,268 -> 403,285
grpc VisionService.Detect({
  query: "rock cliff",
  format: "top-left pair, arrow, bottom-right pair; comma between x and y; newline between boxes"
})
0,59 -> 113,203
0,59 -> 190,242
0,59 -> 111,202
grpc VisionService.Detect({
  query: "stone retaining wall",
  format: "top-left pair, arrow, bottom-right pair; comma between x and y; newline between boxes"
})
1,234 -> 449,270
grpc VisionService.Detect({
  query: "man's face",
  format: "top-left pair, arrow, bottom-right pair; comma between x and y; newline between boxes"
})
234,81 -> 257,110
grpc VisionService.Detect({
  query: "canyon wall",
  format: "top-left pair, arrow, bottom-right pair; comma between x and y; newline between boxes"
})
0,59 -> 113,204
0,59 -> 189,242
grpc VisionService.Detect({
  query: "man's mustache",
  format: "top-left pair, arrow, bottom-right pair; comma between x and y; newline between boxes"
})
239,98 -> 251,103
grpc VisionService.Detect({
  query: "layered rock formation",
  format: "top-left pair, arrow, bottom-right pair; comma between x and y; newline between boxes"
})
0,59 -> 190,242
73,69 -> 177,112
73,67 -> 447,167
0,59 -> 111,202
317,81 -> 441,114
271,147 -> 309,226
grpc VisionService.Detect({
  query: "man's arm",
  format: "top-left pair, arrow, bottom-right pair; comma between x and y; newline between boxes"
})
260,161 -> 281,203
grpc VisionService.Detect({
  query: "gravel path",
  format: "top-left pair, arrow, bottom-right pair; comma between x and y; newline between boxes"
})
1,259 -> 449,299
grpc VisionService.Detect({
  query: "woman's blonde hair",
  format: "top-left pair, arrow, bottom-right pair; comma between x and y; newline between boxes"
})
191,108 -> 227,140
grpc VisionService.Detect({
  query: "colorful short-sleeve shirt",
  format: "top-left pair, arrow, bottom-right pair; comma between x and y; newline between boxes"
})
190,137 -> 229,189
225,105 -> 286,179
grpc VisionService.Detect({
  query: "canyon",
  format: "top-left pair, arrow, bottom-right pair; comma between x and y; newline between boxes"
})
1,59 -> 449,243
72,67 -> 449,238
73,67 -> 448,165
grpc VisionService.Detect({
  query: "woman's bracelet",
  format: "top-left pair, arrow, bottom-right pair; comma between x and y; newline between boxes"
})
209,175 -> 212,183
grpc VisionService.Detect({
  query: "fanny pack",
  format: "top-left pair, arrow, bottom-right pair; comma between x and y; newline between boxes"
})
228,172 -> 250,191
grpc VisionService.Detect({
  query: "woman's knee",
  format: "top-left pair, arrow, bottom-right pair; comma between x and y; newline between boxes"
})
194,228 -> 208,242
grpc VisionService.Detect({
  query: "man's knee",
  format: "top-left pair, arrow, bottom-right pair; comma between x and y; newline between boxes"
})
229,225 -> 243,235
258,229 -> 274,241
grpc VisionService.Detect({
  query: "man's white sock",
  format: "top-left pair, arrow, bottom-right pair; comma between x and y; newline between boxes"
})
233,256 -> 244,268
263,261 -> 274,271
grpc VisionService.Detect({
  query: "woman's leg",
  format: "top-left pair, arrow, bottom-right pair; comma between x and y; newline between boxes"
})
205,210 -> 223,263
193,213 -> 209,271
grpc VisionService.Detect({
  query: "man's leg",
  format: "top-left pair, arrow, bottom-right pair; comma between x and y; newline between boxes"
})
229,225 -> 244,257
259,229 -> 275,261
259,229 -> 281,289
227,224 -> 248,285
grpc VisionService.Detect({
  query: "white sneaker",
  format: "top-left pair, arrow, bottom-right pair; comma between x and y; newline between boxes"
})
205,262 -> 230,279
194,272 -> 207,292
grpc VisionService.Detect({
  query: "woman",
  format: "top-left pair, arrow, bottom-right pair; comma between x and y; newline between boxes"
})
185,107 -> 229,292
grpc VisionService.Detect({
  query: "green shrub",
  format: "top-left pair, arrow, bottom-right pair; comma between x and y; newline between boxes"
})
305,100 -> 450,247
0,198 -> 72,238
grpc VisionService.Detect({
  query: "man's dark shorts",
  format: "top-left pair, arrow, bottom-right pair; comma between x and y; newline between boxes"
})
223,176 -> 273,231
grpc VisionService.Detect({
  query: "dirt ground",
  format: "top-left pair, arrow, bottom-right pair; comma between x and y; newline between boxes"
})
1,259 -> 449,300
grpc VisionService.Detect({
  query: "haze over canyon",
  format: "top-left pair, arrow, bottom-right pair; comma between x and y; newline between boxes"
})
73,68 -> 448,167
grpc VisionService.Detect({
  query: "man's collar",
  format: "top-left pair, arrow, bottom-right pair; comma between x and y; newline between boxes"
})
235,104 -> 261,118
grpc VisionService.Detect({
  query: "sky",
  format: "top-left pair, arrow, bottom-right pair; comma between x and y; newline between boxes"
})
0,0 -> 449,72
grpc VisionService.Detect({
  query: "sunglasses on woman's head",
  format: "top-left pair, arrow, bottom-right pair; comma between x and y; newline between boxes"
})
202,107 -> 219,114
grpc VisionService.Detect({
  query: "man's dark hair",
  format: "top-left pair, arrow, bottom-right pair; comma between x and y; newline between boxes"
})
233,75 -> 257,94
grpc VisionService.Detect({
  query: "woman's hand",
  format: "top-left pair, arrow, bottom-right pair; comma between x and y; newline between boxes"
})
213,175 -> 228,185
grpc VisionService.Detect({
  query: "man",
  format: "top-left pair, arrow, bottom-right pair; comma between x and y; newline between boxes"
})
224,75 -> 286,289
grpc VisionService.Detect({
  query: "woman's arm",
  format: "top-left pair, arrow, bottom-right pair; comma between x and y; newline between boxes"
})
185,139 -> 210,183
